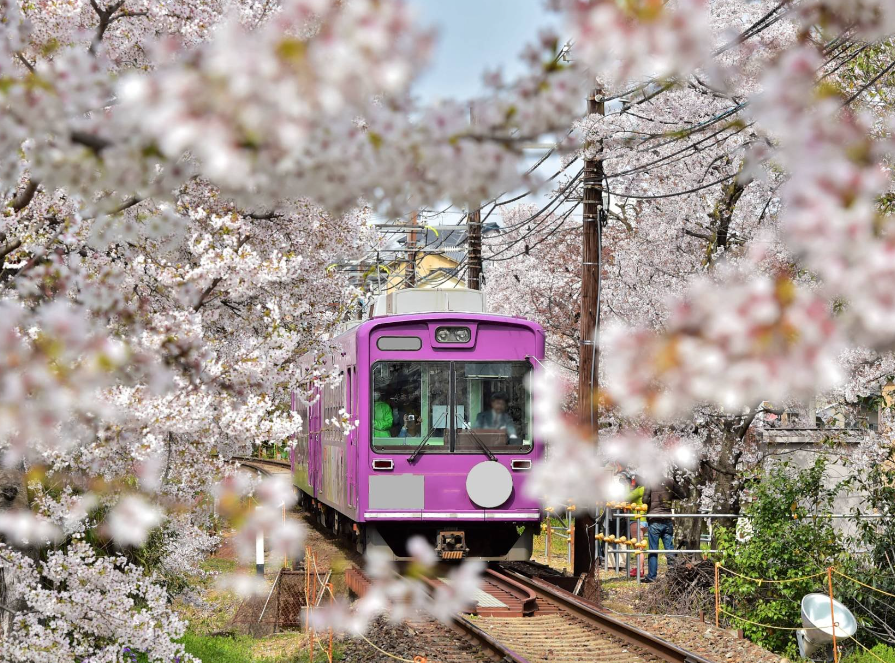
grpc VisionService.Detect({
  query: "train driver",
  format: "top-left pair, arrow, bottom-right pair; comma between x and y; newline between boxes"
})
473,391 -> 519,443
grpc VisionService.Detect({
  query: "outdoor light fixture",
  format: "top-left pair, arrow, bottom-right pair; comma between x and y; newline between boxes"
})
797,593 -> 857,659
435,326 -> 471,343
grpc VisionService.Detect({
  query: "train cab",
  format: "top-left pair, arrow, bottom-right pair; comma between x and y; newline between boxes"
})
292,288 -> 545,561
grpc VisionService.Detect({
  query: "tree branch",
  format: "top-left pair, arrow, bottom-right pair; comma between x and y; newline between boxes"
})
683,228 -> 713,241
89,0 -> 127,53
245,210 -> 283,220
15,52 -> 35,75
70,130 -> 113,154
192,236 -> 250,311
193,277 -> 223,312
109,196 -> 143,215
108,9 -> 149,25
7,179 -> 39,212
0,239 -> 22,262
700,457 -> 738,477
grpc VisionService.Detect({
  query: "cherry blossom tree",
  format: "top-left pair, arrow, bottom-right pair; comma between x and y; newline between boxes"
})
1,0 -> 895,653
487,1 -> 895,544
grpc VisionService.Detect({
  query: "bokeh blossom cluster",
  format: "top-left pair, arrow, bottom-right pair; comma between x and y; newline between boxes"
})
308,536 -> 484,634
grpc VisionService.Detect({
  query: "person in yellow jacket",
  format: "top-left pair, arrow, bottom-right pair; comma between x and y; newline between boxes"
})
627,474 -> 647,578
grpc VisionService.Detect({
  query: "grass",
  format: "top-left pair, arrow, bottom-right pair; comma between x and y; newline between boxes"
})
843,643 -> 895,663
134,632 -> 344,662
532,517 -> 573,570
201,557 -> 239,575
172,556 -> 243,634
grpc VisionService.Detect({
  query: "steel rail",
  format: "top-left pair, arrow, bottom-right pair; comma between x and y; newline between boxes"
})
233,458 -> 273,477
232,456 -> 291,469
497,568 -> 716,663
447,616 -> 532,663
347,566 -> 530,663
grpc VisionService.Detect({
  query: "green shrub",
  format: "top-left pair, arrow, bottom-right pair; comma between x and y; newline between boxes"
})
714,457 -> 843,658
843,643 -> 895,663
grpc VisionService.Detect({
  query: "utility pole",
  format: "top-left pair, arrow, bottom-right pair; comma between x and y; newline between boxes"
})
573,90 -> 605,584
467,204 -> 482,290
467,104 -> 482,290
406,211 -> 418,288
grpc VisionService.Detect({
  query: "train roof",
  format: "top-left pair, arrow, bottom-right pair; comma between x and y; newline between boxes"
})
295,289 -> 543,375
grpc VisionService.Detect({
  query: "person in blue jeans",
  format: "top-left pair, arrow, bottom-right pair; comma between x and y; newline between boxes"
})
646,519 -> 675,581
642,475 -> 689,583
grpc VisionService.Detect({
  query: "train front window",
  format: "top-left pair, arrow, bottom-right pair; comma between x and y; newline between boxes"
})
372,362 -> 451,451
371,361 -> 532,453
455,362 -> 532,452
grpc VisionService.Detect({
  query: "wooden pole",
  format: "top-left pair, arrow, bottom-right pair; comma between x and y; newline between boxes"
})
306,546 -> 313,663
406,211 -> 418,288
546,520 -> 552,567
467,105 -> 482,290
715,562 -> 721,627
467,204 -> 482,290
572,89 -> 605,579
827,566 -> 839,663
328,582 -> 334,663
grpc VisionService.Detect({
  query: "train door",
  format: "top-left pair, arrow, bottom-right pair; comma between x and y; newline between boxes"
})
309,384 -> 322,498
346,366 -> 357,511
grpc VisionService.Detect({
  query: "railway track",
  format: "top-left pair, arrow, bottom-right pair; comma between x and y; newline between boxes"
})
232,456 -> 292,476
483,564 -> 716,663
234,459 -> 713,662
346,562 -> 716,663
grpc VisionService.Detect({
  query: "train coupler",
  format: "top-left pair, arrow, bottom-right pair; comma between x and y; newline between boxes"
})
436,529 -> 468,560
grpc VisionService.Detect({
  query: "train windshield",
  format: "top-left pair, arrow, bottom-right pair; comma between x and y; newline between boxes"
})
371,361 -> 532,453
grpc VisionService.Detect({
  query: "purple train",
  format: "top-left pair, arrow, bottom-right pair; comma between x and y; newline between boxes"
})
291,289 -> 545,561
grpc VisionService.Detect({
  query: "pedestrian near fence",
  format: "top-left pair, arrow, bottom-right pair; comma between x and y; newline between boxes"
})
642,475 -> 689,583
626,473 -> 647,577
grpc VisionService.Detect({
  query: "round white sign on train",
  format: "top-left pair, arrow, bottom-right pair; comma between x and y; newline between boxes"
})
466,461 -> 513,508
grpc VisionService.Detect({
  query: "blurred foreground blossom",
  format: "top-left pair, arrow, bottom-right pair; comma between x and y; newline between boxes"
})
106,494 -> 164,547
215,571 -> 269,598
231,475 -> 304,563
555,0 -> 712,88
602,266 -> 843,419
0,510 -> 61,547
307,536 -> 484,635
526,370 -> 700,508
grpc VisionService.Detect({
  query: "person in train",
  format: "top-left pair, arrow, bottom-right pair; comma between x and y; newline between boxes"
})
372,390 -> 394,438
397,408 -> 421,438
473,391 -> 519,443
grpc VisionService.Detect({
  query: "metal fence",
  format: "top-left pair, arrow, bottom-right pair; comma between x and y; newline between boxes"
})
542,507 -> 886,584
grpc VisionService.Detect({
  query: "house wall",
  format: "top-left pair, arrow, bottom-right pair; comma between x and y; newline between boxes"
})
759,431 -> 872,539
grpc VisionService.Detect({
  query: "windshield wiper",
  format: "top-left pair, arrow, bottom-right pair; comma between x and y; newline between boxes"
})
408,413 -> 447,464
458,420 -> 497,462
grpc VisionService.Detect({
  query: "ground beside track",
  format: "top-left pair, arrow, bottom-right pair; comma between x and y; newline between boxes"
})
190,466 -> 784,663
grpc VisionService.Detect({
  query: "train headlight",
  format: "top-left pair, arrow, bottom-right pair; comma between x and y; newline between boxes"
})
434,326 -> 472,344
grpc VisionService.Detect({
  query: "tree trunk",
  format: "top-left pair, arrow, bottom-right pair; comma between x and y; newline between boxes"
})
676,418 -> 747,553
0,466 -> 34,637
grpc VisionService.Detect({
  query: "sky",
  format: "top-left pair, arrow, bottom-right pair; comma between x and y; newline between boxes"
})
410,0 -> 562,104
400,1 -> 566,228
